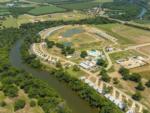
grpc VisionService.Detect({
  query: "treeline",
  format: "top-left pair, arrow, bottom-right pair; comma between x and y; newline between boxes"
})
0,26 -> 71,112
0,28 -> 22,72
0,68 -> 71,113
124,22 -> 150,31
49,68 -> 123,113
102,0 -> 141,21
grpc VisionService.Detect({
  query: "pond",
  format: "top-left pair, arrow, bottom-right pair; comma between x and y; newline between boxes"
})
62,28 -> 84,38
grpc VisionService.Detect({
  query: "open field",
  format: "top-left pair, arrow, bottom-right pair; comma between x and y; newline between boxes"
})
96,23 -> 150,46
131,65 -> 150,79
28,5 -> 66,15
56,0 -> 113,10
0,11 -> 89,28
109,50 -> 144,62
138,45 -> 150,55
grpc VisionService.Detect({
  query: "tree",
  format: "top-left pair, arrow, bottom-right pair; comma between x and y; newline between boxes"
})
0,101 -> 6,107
2,84 -> 18,97
132,91 -> 142,101
100,68 -> 111,82
72,65 -> 80,71
129,73 -> 141,82
30,100 -> 36,107
80,51 -> 87,58
14,99 -> 26,111
119,67 -> 130,80
136,82 -> 145,91
61,46 -> 75,55
113,77 -> 119,84
46,40 -> 55,48
145,80 -> 150,88
97,59 -> 107,67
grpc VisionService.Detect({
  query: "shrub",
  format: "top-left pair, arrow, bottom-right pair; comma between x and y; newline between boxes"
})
2,85 -> 18,97
136,82 -> 145,91
30,100 -> 36,107
0,101 -> 6,107
14,99 -> 26,111
80,51 -> 87,58
132,91 -> 142,101
145,80 -> 150,88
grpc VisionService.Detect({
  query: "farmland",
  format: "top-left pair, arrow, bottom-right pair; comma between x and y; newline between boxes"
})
28,5 -> 66,15
96,23 -> 150,46
56,0 -> 112,10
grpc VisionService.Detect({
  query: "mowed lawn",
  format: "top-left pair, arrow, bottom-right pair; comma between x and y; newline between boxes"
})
28,5 -> 66,15
96,23 -> 150,45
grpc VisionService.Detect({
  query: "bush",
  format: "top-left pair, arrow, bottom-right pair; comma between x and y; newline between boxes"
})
132,91 -> 142,101
72,65 -> 80,71
30,100 -> 36,107
0,101 -> 6,107
14,99 -> 26,111
119,67 -> 130,80
129,73 -> 141,82
113,78 -> 119,84
100,68 -> 111,82
2,85 -> 18,97
145,80 -> 150,88
80,51 -> 87,58
136,82 -> 145,91
97,59 -> 107,67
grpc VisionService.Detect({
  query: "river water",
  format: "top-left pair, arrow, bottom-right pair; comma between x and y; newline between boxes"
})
9,39 -> 99,113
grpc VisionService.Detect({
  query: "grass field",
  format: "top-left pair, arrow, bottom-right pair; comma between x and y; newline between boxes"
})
138,45 -> 150,55
96,23 -> 150,45
57,0 -> 112,10
109,50 -> 143,62
28,5 -> 66,15
0,0 -> 11,3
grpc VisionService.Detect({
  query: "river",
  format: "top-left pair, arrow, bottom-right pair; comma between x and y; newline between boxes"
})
9,39 -> 99,113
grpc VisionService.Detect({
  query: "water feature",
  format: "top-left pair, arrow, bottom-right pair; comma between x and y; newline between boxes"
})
9,39 -> 99,113
62,28 -> 84,38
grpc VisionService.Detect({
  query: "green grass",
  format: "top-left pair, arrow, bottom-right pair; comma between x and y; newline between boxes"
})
66,67 -> 86,78
28,5 -> 66,15
96,23 -> 150,45
57,0 -> 112,10
110,50 -> 143,62
0,91 -> 5,101
2,16 -> 18,28
0,9 -> 10,16
0,0 -> 11,3
139,71 -> 150,80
